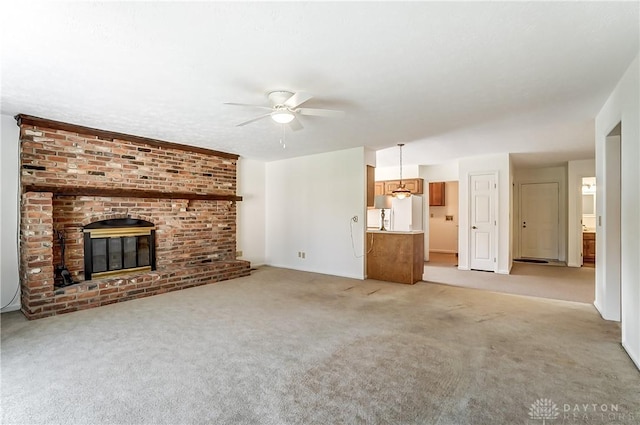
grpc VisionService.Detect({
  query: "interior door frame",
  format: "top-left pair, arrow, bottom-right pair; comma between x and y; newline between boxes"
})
468,171 -> 498,272
518,182 -> 560,260
513,169 -> 567,262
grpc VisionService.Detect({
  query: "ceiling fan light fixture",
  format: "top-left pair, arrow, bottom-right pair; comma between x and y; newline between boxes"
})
225,91 -> 343,132
271,109 -> 295,124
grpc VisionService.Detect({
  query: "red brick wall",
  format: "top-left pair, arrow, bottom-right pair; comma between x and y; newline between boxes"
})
20,192 -> 55,313
19,119 -> 250,319
20,127 -> 237,194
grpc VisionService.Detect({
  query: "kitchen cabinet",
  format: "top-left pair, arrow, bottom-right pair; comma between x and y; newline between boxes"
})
583,232 -> 596,263
374,182 -> 385,197
367,231 -> 424,284
429,182 -> 446,206
367,166 -> 375,208
377,178 -> 424,195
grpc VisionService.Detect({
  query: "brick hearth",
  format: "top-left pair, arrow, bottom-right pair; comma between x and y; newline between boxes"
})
18,115 -> 250,319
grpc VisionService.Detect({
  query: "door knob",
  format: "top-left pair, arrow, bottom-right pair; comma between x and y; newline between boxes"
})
472,226 -> 477,229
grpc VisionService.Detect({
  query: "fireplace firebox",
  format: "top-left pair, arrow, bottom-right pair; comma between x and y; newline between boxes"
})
83,218 -> 156,280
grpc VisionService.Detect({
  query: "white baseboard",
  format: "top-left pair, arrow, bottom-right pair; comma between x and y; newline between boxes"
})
265,263 -> 365,281
593,300 -> 604,318
622,341 -> 640,371
0,301 -> 21,313
593,300 -> 620,321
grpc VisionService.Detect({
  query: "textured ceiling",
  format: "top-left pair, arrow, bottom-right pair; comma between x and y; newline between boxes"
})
1,2 -> 638,166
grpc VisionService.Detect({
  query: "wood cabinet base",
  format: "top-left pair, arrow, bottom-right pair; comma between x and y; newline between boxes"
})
583,232 -> 596,263
366,232 -> 424,284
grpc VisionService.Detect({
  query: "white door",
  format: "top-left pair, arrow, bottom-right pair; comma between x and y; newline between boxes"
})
470,173 -> 496,271
520,182 -> 559,259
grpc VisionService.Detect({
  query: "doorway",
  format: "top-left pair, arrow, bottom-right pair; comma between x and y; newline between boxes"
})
520,182 -> 559,260
599,122 -> 621,322
428,181 -> 459,267
581,177 -> 596,267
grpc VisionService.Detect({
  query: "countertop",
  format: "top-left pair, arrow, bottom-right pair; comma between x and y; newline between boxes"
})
366,229 -> 424,234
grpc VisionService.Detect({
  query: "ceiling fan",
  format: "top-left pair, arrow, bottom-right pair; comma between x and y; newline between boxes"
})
224,91 -> 344,131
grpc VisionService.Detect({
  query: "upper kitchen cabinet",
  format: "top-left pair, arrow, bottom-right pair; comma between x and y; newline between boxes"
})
382,178 -> 424,195
367,166 -> 375,208
374,182 -> 385,197
429,182 -> 445,206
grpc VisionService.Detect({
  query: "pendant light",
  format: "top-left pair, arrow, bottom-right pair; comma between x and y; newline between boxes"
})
392,143 -> 412,199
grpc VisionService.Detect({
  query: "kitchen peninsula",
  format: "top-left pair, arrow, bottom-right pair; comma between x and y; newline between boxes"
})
366,230 -> 424,284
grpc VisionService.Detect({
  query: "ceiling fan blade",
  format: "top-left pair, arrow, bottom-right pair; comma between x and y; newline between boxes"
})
224,102 -> 272,110
288,117 -> 304,132
236,113 -> 272,127
297,108 -> 345,118
284,92 -> 313,109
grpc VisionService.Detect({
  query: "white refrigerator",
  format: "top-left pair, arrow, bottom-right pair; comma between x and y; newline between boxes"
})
391,195 -> 423,231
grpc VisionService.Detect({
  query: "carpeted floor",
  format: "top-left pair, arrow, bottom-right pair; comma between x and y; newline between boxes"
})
425,260 -> 595,304
1,266 -> 638,424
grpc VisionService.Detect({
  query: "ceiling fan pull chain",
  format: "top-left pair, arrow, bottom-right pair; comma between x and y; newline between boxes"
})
280,124 -> 286,149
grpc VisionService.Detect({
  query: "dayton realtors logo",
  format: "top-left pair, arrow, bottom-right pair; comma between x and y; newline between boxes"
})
529,398 -> 560,424
529,398 -> 635,424
562,402 -> 634,423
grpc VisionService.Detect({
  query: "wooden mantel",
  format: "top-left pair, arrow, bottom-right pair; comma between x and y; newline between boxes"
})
23,185 -> 242,202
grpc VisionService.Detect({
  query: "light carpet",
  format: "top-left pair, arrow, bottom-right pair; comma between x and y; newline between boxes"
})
1,266 -> 638,424
424,261 -> 595,304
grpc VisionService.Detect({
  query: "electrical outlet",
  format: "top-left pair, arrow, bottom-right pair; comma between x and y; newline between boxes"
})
301,252 -> 306,259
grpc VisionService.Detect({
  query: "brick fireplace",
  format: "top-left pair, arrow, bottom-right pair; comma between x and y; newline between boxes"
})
17,114 -> 251,319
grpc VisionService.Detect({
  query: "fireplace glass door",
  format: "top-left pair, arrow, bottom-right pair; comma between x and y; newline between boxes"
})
84,219 -> 156,280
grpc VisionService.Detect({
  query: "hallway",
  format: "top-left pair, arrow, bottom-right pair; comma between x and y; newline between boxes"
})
424,259 -> 595,304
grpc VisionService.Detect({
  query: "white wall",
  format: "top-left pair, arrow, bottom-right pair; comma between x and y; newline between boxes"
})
512,165 -> 568,262
509,156 -> 514,266
429,182 -> 459,253
595,53 -> 639,369
1,114 -> 21,312
237,158 -> 266,266
567,159 -> 596,267
420,161 -> 459,182
265,147 -> 367,279
458,153 -> 512,274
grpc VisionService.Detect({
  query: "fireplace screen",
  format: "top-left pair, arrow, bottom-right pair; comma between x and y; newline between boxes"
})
84,218 -> 155,280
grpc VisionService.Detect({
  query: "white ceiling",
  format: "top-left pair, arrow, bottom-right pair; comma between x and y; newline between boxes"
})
1,2 -> 638,167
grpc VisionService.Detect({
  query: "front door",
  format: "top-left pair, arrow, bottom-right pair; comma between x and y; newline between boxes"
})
520,182 -> 559,259
469,173 -> 496,271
